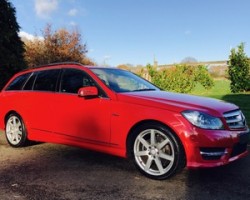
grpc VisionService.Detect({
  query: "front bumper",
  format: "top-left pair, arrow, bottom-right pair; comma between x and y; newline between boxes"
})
185,128 -> 249,168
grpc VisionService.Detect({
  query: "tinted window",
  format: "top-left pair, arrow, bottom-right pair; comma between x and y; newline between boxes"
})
61,69 -> 95,94
6,73 -> 31,91
23,73 -> 37,90
33,69 -> 60,92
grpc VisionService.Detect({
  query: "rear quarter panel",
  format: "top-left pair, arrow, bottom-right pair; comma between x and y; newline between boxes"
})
0,93 -> 5,130
0,91 -> 29,131
0,91 -> 55,137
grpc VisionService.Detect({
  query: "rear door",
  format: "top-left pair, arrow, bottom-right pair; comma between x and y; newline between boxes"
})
22,69 -> 61,135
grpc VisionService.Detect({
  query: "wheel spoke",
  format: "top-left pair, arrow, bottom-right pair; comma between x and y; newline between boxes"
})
150,129 -> 156,145
155,157 -> 164,174
159,152 -> 174,162
145,156 -> 153,172
14,133 -> 19,142
135,151 -> 148,157
16,121 -> 21,128
8,123 -> 12,129
158,138 -> 170,150
138,136 -> 149,149
16,128 -> 22,135
11,133 -> 15,142
13,117 -> 17,126
16,131 -> 21,142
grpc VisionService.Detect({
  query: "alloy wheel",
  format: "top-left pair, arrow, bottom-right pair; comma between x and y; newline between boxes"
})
133,128 -> 175,176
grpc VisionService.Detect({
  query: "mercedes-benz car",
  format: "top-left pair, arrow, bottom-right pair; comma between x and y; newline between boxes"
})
0,62 -> 249,179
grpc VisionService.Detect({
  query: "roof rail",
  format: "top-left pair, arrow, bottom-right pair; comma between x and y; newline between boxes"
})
34,62 -> 84,69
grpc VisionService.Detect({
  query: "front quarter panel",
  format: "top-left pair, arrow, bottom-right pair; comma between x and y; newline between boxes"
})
110,100 -> 188,151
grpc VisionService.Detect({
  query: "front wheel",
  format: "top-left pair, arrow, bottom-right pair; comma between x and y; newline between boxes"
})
5,114 -> 28,147
130,123 -> 185,180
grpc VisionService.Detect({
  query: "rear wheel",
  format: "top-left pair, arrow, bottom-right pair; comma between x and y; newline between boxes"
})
5,114 -> 28,147
129,123 -> 185,180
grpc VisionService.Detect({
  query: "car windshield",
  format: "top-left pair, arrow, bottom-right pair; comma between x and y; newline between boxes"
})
90,68 -> 159,93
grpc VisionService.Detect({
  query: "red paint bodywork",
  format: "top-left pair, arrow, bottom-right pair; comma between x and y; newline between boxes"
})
0,64 -> 249,168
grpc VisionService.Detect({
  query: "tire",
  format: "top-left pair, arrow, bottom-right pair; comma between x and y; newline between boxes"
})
5,113 -> 28,147
129,123 -> 185,180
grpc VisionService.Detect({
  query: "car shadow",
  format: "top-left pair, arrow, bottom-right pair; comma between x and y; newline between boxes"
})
1,139 -> 250,199
184,146 -> 250,199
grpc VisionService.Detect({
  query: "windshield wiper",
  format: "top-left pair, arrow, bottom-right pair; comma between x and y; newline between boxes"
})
132,89 -> 157,92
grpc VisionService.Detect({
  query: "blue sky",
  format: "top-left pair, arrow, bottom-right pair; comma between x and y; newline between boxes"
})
11,0 -> 250,66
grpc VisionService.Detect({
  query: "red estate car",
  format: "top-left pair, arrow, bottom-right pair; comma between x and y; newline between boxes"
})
0,63 -> 249,179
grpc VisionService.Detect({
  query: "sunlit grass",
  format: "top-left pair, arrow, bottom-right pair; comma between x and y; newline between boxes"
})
190,79 -> 231,97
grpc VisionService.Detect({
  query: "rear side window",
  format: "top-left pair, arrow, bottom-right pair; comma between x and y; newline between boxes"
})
60,69 -> 95,94
23,73 -> 36,90
5,73 -> 31,91
33,69 -> 60,92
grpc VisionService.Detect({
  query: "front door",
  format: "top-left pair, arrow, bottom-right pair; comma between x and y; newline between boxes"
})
53,68 -> 111,143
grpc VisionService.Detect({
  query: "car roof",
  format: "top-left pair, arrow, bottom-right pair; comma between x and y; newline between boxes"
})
20,62 -> 117,74
30,62 -> 91,70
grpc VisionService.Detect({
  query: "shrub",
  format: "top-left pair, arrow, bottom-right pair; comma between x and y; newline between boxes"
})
194,65 -> 214,90
145,64 -> 214,93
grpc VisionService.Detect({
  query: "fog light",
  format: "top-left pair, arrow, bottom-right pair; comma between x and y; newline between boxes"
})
200,148 -> 227,160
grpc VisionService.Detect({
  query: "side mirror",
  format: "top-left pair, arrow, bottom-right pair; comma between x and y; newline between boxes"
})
78,86 -> 98,98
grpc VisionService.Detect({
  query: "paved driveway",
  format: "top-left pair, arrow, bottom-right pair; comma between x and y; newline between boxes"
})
0,131 -> 249,200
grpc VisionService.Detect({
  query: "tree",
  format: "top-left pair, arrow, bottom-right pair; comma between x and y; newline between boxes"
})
24,24 -> 94,68
228,43 -> 250,93
181,57 -> 198,64
0,0 -> 26,89
117,64 -> 134,70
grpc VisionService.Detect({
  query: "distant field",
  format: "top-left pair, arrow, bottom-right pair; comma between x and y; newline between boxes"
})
190,79 -> 250,127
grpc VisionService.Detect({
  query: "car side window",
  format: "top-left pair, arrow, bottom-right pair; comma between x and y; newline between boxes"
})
33,69 -> 60,92
23,72 -> 37,90
5,73 -> 31,91
60,69 -> 95,94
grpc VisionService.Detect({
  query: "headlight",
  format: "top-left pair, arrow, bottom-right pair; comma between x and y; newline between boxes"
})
182,110 -> 224,130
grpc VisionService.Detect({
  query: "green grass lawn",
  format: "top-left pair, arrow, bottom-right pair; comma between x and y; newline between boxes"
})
190,79 -> 250,127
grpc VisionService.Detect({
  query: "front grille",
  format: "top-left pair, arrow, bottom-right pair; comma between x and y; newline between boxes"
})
223,110 -> 246,129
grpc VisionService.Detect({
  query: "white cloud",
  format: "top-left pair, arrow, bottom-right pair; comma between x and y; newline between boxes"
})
68,8 -> 78,16
184,30 -> 191,35
69,21 -> 77,26
35,0 -> 58,19
19,31 -> 44,41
